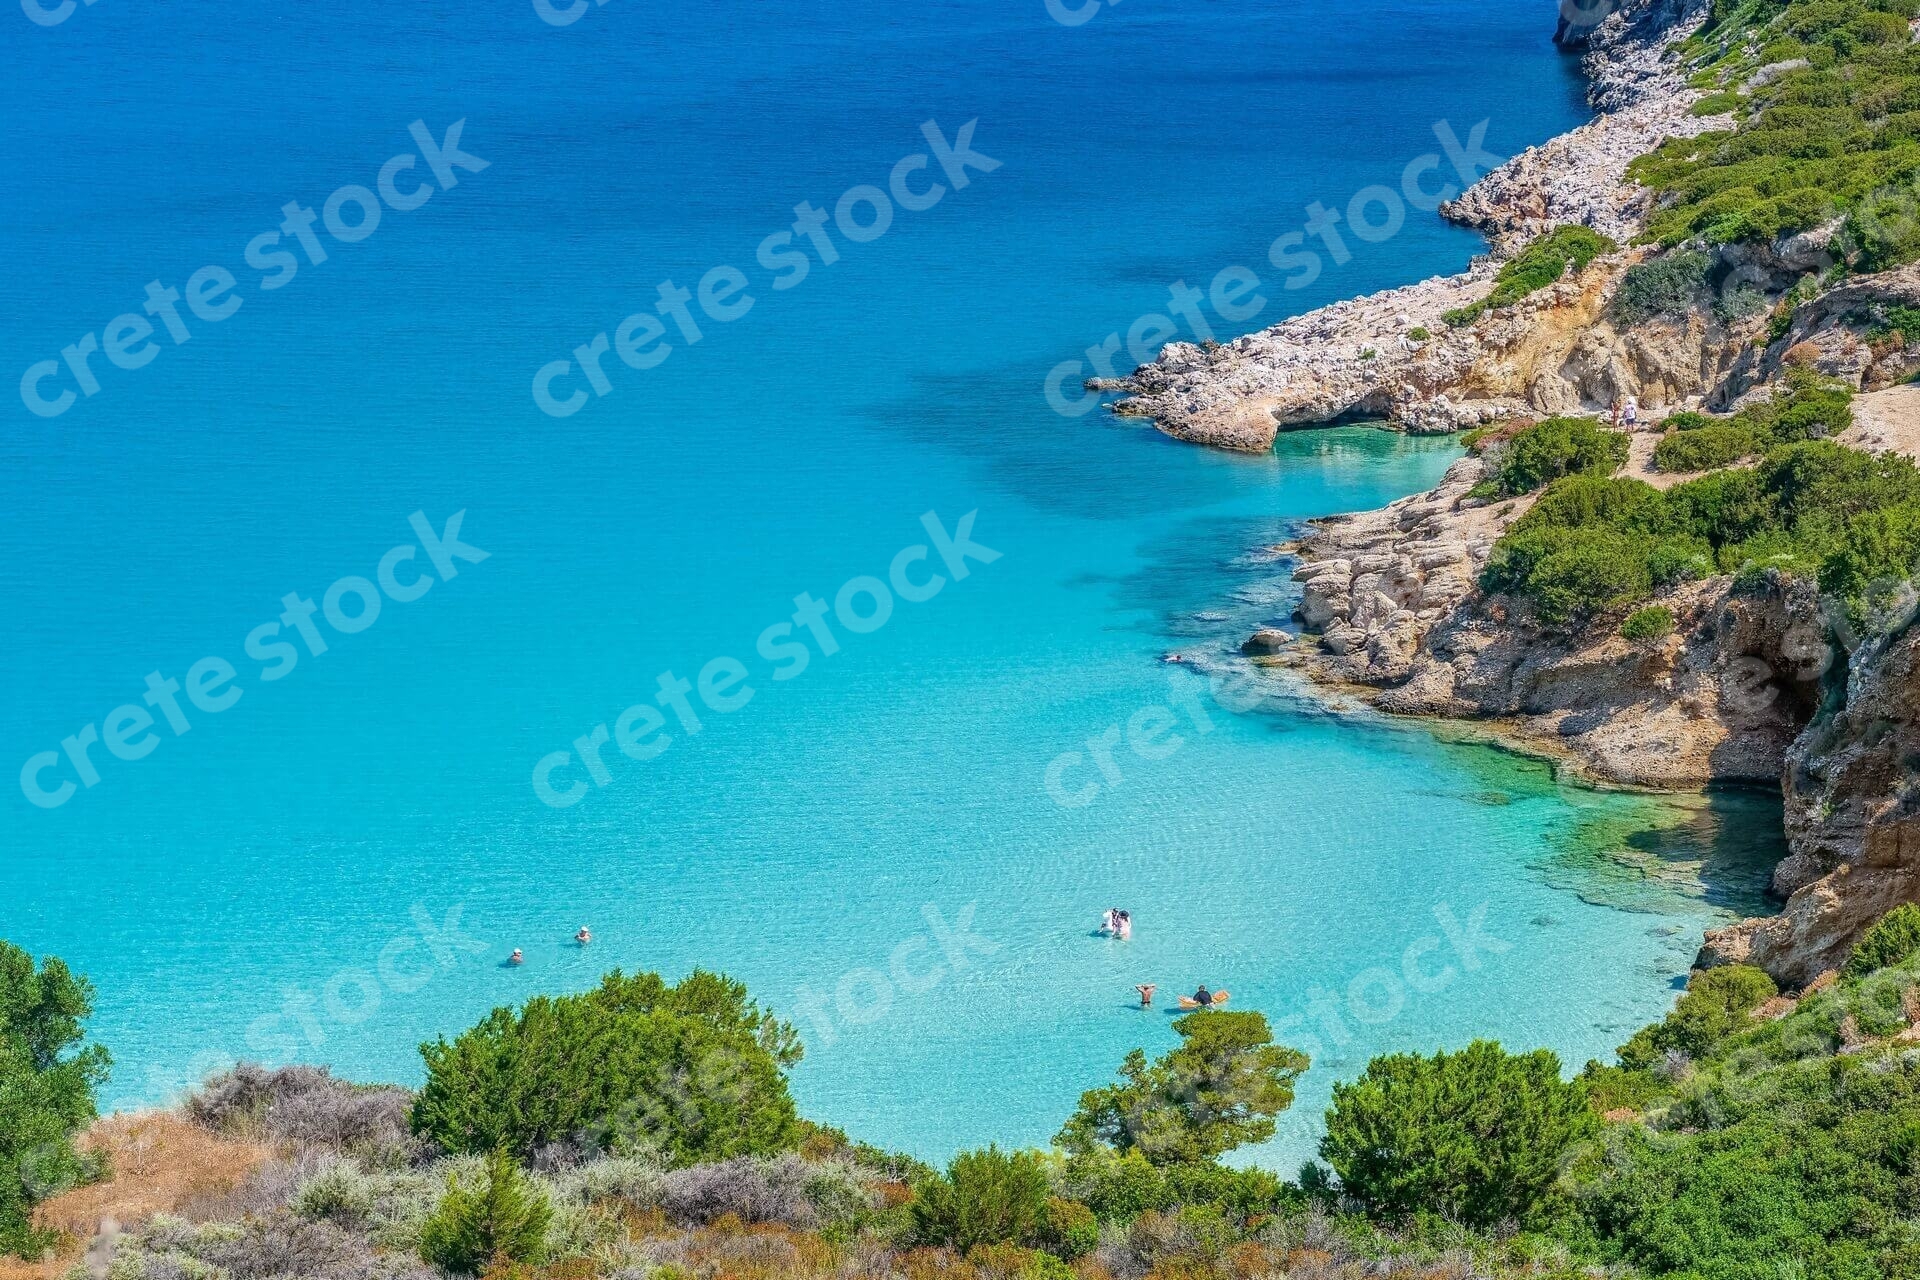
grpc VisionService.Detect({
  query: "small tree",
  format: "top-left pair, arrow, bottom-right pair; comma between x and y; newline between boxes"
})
0,943 -> 111,1259
418,1148 -> 552,1275
909,1146 -> 1051,1251
1321,1040 -> 1595,1227
1056,1011 -> 1308,1167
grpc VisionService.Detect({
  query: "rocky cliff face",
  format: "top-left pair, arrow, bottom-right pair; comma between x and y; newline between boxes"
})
1699,620 -> 1920,986
1267,453 -> 1821,789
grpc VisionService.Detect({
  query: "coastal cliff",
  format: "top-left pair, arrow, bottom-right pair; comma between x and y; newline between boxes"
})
1113,0 -> 1920,988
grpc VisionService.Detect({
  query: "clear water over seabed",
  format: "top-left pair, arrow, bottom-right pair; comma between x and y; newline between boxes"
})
2,0 -> 1780,1167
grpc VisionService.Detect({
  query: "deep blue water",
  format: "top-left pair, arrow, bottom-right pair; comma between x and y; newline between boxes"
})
0,0 -> 1774,1167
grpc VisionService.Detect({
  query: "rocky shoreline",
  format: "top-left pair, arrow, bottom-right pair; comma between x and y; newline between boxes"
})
1111,0 -> 1730,450
1114,0 -> 1920,988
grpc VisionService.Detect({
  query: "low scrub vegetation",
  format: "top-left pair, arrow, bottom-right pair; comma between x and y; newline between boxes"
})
1620,604 -> 1677,640
1482,374 -> 1917,626
28,902 -> 1920,1280
1443,226 -> 1616,327
1611,249 -> 1716,325
1471,414 -> 1630,499
1629,0 -> 1920,268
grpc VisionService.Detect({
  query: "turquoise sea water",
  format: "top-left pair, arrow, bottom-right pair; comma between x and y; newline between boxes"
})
2,0 -> 1781,1167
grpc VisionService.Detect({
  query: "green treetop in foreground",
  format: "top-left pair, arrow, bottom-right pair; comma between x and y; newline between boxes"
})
1054,1009 -> 1308,1167
0,941 -> 110,1258
411,967 -> 803,1164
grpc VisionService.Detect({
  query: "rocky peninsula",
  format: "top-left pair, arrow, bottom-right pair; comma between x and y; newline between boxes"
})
1112,0 -> 1920,989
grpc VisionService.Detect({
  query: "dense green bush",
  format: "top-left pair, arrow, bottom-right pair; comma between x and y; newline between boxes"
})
1653,422 -> 1765,471
412,969 -> 803,1163
1612,249 -> 1716,324
1654,372 -> 1852,472
1620,604 -> 1677,640
1321,1040 -> 1596,1227
1056,1011 -> 1307,1167
1844,903 -> 1920,978
909,1147 -> 1051,1251
1444,227 -> 1616,326
1037,1196 -> 1099,1259
1617,965 -> 1779,1070
1482,416 -> 1629,496
0,943 -> 111,1259
418,1148 -> 552,1274
1059,1149 -> 1174,1224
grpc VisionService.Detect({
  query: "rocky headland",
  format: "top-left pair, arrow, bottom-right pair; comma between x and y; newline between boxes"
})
1110,0 -> 1920,987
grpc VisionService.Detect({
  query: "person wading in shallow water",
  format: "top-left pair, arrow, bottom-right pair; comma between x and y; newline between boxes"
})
1135,983 -> 1156,1008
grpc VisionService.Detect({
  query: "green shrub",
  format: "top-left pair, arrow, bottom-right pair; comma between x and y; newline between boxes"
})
1321,1040 -> 1597,1228
1664,410 -> 1712,430
1616,965 -> 1778,1070
1867,301 -> 1920,342
0,943 -> 111,1259
1055,1011 -> 1308,1166
1038,1196 -> 1098,1259
412,970 -> 802,1163
1063,1150 -> 1169,1221
909,1147 -> 1050,1251
1844,903 -> 1920,979
1448,227 -> 1617,326
1407,325 -> 1431,341
1620,605 -> 1677,640
418,1149 -> 552,1275
1612,250 -> 1716,324
1484,427 -> 1920,621
1487,416 -> 1629,496
1654,423 -> 1764,471
1692,90 -> 1746,115
1566,960 -> 1920,1280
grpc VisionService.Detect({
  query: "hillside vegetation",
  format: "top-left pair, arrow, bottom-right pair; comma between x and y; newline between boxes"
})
18,915 -> 1920,1280
1473,375 -> 1920,629
1630,0 -> 1920,266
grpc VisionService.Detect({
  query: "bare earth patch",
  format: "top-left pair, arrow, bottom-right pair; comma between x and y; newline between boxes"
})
1841,383 -> 1920,461
0,1113 -> 271,1280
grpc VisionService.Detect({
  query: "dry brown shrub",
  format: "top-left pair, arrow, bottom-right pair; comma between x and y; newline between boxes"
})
1783,341 -> 1823,366
1071,1255 -> 1119,1280
1142,1259 -> 1220,1280
899,1245 -> 979,1280
1221,1241 -> 1272,1280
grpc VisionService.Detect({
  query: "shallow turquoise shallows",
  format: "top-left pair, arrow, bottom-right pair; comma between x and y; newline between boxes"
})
2,0 -> 1778,1168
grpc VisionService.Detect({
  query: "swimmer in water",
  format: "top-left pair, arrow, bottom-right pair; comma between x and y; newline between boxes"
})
575,926 -> 592,945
